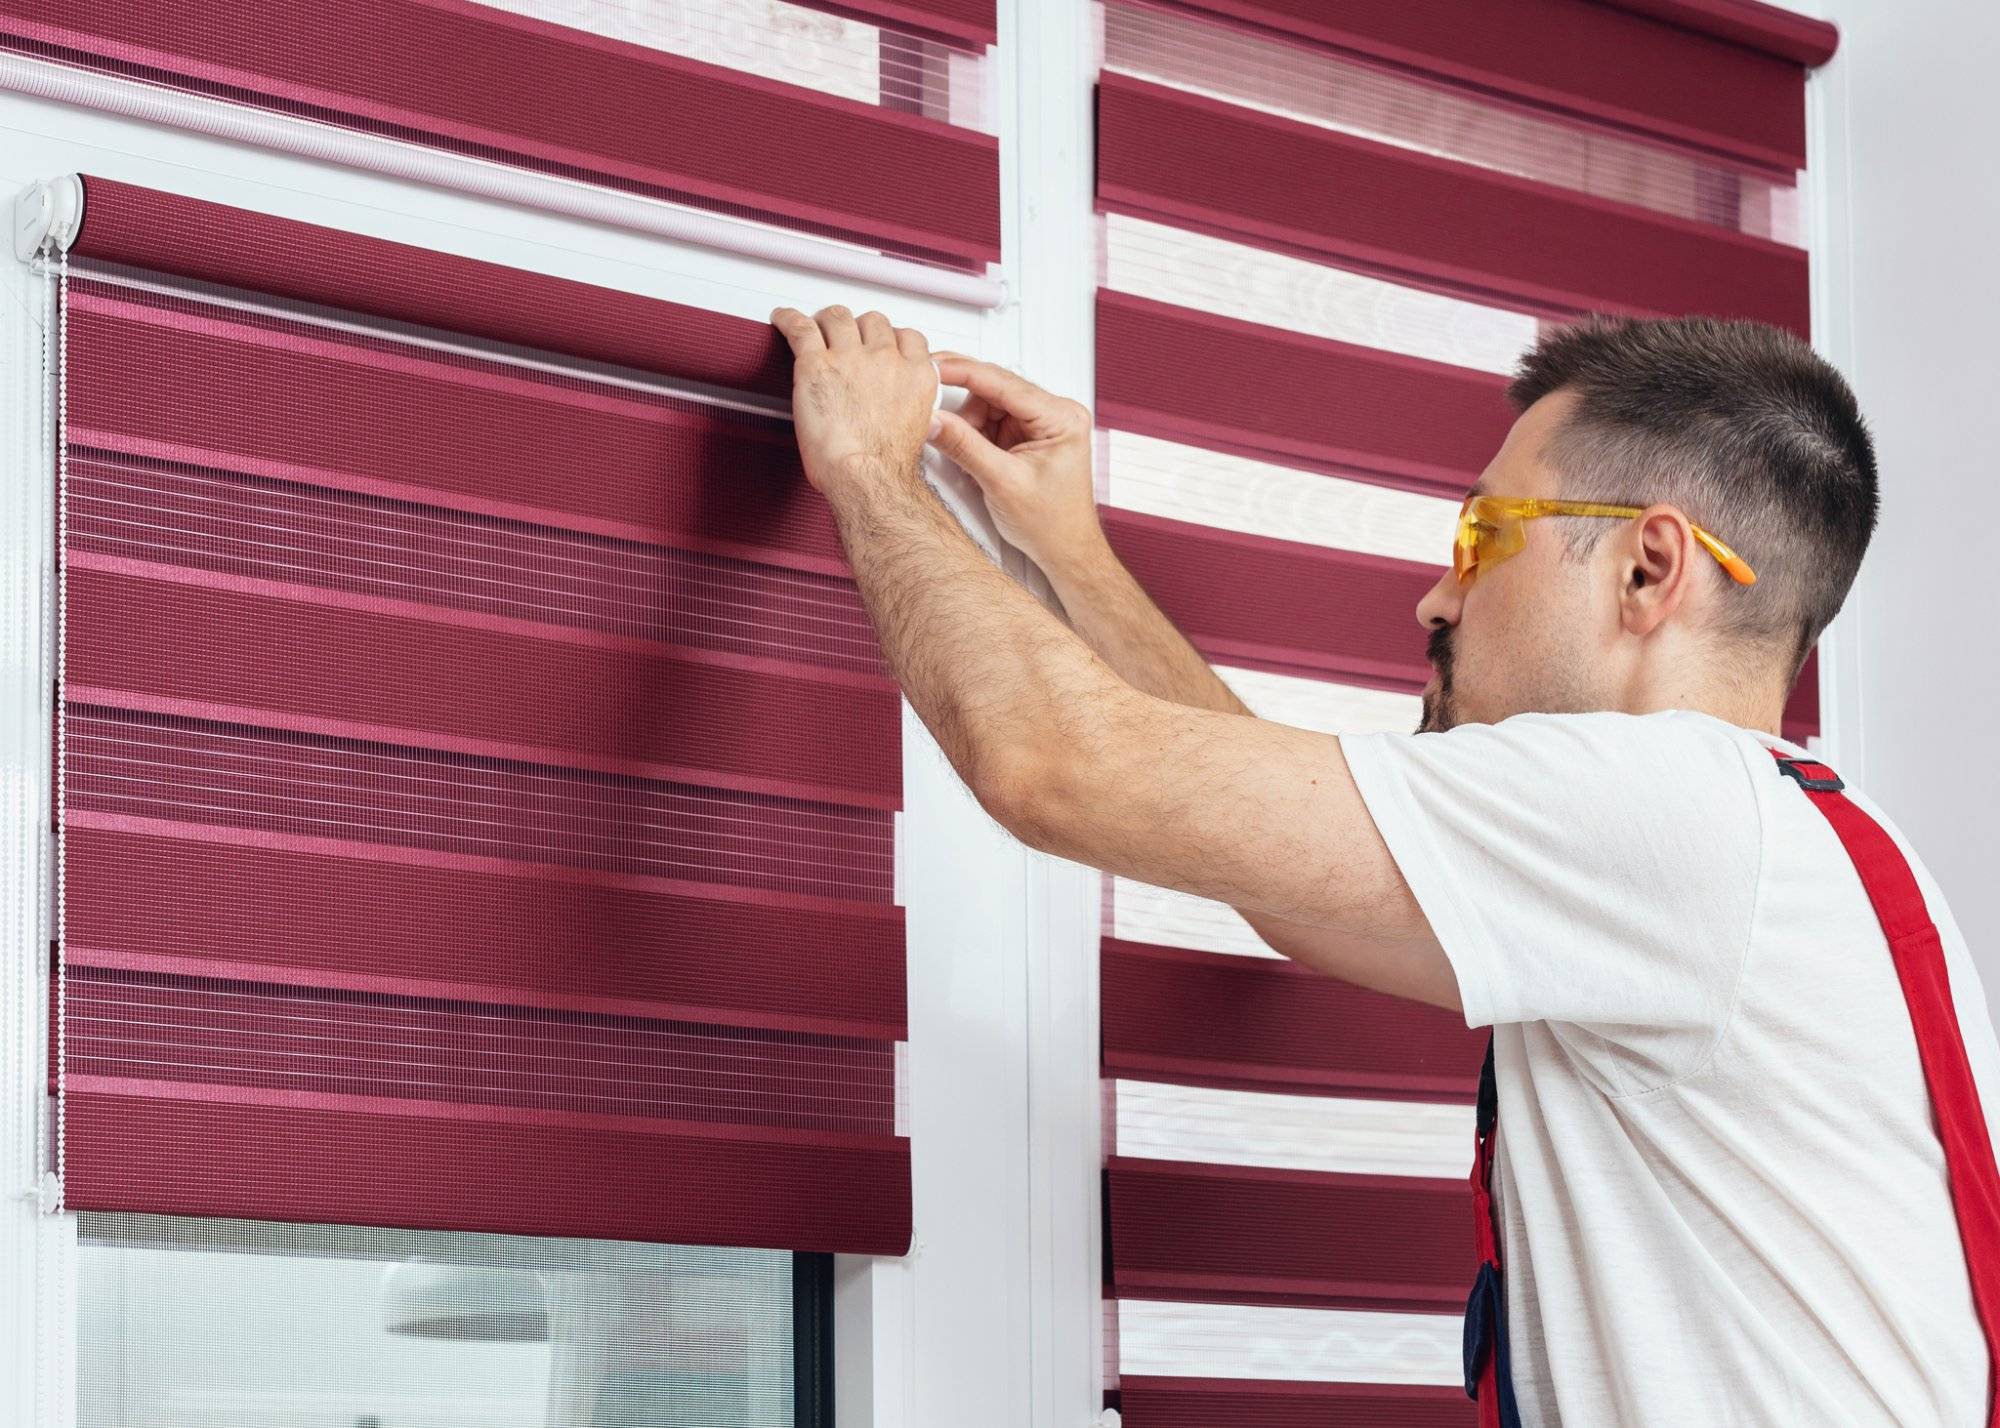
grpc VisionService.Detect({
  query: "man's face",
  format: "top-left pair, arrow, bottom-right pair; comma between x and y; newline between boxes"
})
1415,392 -> 1611,733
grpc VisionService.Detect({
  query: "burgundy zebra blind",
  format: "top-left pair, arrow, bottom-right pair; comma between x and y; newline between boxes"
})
0,0 -> 999,268
1134,0 -> 1832,171
54,178 -> 910,1256
1094,3 -> 1836,1420
828,0 -> 995,48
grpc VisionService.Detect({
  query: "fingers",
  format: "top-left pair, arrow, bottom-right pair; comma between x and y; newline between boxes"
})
932,354 -> 1087,435
926,408 -> 1009,485
856,309 -> 895,346
815,304 -> 862,349
770,307 -> 825,356
956,392 -> 996,437
778,305 -> 934,363
934,355 -> 1038,406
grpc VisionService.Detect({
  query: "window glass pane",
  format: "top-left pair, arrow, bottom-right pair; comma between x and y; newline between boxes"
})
78,1214 -> 804,1428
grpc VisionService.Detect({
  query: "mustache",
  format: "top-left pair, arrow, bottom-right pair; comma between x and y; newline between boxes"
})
1417,624 -> 1455,734
1426,624 -> 1454,678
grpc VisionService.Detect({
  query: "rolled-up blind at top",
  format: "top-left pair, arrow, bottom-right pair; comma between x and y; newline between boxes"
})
0,0 -> 1000,268
53,178 -> 910,1256
1137,0 -> 1833,171
1094,3 -> 1836,1421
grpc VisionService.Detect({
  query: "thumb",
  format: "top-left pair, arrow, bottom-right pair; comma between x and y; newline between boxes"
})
926,407 -> 1012,487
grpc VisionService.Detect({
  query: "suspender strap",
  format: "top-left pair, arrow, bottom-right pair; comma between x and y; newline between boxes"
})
1772,750 -> 2000,1425
1466,748 -> 2000,1423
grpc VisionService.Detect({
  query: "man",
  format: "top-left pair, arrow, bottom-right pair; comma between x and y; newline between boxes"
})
768,303 -> 2000,1425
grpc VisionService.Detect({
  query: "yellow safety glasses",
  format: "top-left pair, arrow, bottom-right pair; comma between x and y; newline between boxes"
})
1452,494 -> 1757,587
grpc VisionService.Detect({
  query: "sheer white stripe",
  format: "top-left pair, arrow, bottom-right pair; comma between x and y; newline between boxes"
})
1218,665 -> 1422,738
1116,1299 -> 1463,1385
1100,430 -> 1460,566
1104,215 -> 1538,376
1111,877 -> 1273,959
476,0 -> 883,103
1113,1080 -> 1472,1179
473,0 -> 988,128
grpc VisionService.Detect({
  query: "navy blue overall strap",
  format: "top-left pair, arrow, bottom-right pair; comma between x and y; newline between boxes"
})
1465,1034 -> 1522,1426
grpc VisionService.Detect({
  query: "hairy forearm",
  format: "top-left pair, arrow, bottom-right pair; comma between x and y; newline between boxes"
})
814,460 -> 1451,1005
1041,535 -> 1375,977
823,459 -> 1137,802
767,307 -> 1454,1008
821,466 -> 1378,943
1038,535 -> 1250,718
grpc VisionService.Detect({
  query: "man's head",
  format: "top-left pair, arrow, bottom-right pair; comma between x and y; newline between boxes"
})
1416,315 -> 1877,733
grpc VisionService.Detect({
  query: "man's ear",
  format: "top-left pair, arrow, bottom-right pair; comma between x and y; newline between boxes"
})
1619,505 -> 1695,636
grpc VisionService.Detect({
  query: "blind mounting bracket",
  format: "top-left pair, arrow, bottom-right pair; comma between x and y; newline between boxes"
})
13,175 -> 83,263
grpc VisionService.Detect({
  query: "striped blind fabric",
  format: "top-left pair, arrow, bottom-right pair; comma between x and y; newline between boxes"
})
1094,3 -> 1835,1420
1134,0 -> 1832,172
0,0 -> 999,268
54,179 -> 910,1256
801,0 -> 995,48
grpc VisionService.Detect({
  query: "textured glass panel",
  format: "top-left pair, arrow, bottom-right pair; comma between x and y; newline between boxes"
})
1102,0 -> 1801,245
78,1214 -> 800,1428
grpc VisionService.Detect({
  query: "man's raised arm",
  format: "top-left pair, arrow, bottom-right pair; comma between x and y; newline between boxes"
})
922,349 -> 1438,996
925,354 -> 1252,719
770,304 -> 1460,1011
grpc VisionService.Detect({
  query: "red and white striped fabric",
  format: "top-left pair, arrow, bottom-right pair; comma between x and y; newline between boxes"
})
0,0 -> 998,266
1092,3 -> 1838,1422
54,180 -> 911,1257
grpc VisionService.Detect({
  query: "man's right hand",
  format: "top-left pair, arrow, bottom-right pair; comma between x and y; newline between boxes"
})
926,355 -> 1105,572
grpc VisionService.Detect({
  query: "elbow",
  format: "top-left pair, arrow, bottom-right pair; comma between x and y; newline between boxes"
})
966,740 -> 1079,855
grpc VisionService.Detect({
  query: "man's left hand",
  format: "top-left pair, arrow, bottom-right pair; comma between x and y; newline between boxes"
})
772,305 -> 937,497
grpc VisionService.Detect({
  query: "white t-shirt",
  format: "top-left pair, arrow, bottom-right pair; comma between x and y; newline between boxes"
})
1343,709 -> 2000,1428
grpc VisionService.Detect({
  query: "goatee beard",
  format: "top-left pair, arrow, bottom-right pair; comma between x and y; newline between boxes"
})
1417,625 -> 1456,734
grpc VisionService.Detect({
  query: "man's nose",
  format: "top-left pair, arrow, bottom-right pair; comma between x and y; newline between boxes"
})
1415,567 -> 1462,631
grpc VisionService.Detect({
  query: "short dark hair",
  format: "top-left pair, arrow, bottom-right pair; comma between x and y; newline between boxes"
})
1508,315 -> 1876,665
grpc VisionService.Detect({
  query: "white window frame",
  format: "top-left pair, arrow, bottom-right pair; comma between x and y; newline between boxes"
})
0,0 -> 1110,1416
1784,0 -> 1861,780
0,124 -> 74,1428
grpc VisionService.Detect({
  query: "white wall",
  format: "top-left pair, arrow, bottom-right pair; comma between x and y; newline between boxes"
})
1807,0 -> 2000,1024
